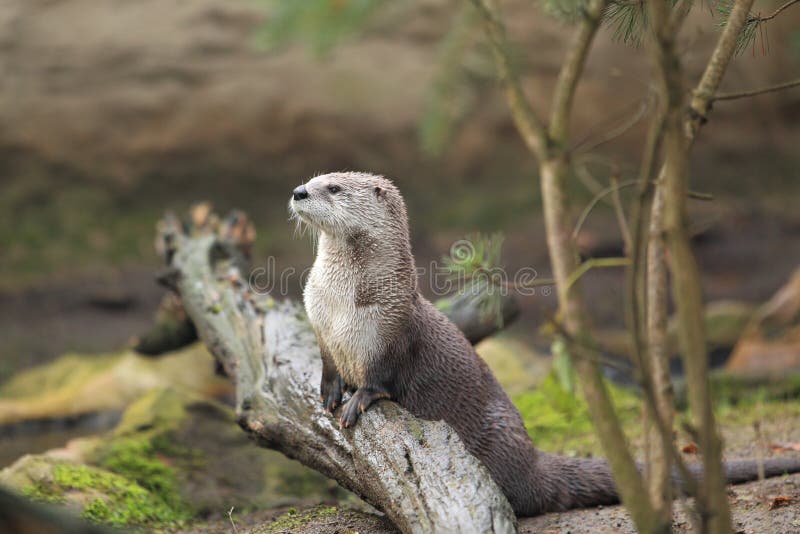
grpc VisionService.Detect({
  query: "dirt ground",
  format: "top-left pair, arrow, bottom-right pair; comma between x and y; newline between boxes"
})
188,474 -> 800,533
521,474 -> 800,534
185,412 -> 800,533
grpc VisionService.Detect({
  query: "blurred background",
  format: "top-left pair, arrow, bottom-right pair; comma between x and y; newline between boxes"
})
1,0 -> 799,531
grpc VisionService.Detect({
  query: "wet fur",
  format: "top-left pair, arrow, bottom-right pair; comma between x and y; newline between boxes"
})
291,171 -> 800,516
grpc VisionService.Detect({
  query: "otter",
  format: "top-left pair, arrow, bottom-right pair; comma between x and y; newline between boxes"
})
289,171 -> 800,516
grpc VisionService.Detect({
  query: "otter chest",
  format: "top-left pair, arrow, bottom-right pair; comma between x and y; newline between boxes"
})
304,267 -> 384,386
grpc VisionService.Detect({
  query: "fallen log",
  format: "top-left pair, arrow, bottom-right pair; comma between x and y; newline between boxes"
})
156,208 -> 517,533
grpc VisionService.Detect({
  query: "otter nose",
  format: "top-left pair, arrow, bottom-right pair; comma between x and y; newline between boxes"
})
293,185 -> 309,201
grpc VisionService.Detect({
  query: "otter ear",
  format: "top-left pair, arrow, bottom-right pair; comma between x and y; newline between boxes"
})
374,186 -> 386,200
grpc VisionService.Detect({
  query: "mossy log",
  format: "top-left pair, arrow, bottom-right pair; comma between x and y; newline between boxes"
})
155,209 -> 517,534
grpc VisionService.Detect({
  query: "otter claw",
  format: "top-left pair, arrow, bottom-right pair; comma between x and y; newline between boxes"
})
339,387 -> 390,429
321,373 -> 344,414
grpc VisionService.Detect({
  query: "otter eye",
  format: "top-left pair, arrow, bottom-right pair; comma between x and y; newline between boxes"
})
328,185 -> 341,194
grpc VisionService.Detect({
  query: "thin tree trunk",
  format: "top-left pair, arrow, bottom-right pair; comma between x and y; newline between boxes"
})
644,180 -> 674,521
648,1 -> 756,531
540,157 -> 659,532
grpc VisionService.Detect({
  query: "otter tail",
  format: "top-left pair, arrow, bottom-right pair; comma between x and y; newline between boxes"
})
683,456 -> 800,487
532,453 -> 620,512
532,454 -> 800,514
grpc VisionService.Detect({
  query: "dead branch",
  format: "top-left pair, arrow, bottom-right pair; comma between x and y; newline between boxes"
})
713,77 -> 800,101
747,0 -> 800,23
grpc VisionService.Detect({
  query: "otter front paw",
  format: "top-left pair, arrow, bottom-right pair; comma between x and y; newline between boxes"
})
320,373 -> 344,414
339,387 -> 390,429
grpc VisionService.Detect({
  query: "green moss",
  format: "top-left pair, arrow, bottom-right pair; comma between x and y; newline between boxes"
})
81,499 -> 114,523
23,462 -> 189,527
514,373 -> 640,456
88,390 -> 203,518
97,438 -> 189,513
515,369 -> 800,458
22,482 -> 66,504
266,506 -> 338,532
716,390 -> 800,426
0,177 -> 162,290
111,387 -> 188,436
406,418 -> 425,443
674,371 -> 800,410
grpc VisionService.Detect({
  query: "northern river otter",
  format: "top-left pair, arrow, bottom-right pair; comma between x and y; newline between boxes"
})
289,171 -> 800,516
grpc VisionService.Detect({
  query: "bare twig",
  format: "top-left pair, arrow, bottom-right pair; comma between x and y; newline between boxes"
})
572,179 -> 639,241
469,0 -> 548,158
573,162 -> 637,254
574,94 -> 652,154
631,3 -> 756,526
575,160 -> 606,195
688,0 -> 757,139
227,506 -> 238,534
565,257 -> 630,291
543,313 -> 636,375
747,0 -> 800,22
549,0 -> 610,145
610,173 -> 632,252
713,77 -> 800,101
688,190 -> 713,201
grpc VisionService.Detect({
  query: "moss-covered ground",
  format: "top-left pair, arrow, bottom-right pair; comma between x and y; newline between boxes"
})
514,374 -> 640,456
22,460 -> 189,527
9,390 -> 201,528
514,371 -> 800,458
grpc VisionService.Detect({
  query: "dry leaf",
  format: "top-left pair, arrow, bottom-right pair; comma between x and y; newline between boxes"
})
770,442 -> 800,452
769,496 -> 795,510
682,442 -> 699,454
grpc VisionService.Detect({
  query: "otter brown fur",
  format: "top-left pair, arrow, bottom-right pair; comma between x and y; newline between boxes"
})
290,171 -> 800,516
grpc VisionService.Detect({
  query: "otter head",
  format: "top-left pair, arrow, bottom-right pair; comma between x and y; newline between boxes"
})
289,172 -> 406,239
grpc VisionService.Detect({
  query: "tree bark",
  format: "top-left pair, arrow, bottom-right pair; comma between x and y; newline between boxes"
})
647,2 -> 755,532
156,212 -> 517,534
643,180 -> 675,521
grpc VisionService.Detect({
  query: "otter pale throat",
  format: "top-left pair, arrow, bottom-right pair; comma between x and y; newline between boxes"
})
290,171 -> 800,516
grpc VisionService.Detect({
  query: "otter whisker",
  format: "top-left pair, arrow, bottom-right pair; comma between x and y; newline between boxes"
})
288,205 -> 320,252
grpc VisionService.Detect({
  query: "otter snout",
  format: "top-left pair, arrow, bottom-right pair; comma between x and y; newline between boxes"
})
293,185 -> 309,201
